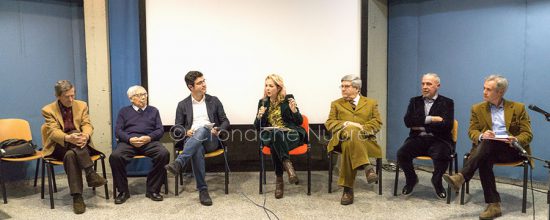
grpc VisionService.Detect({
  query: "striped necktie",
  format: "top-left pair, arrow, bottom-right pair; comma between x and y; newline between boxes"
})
349,100 -> 356,110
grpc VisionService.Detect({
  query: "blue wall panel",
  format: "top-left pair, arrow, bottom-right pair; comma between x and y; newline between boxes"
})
388,0 -> 550,181
108,0 -> 151,175
0,0 -> 86,180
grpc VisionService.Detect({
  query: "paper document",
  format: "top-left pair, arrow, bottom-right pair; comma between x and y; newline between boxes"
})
261,127 -> 291,132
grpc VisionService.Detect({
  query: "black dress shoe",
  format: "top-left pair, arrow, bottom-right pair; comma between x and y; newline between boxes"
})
114,192 -> 130,204
199,190 -> 213,206
402,177 -> 419,196
146,192 -> 164,201
434,189 -> 447,199
165,161 -> 182,175
432,178 -> 447,199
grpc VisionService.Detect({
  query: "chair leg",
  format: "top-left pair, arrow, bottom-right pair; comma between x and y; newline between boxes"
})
92,160 -> 97,192
41,160 -> 46,199
307,149 -> 311,196
46,164 -> 55,209
101,158 -> 109,200
1,162 -> 7,204
460,181 -> 465,205
164,171 -> 169,195
393,163 -> 400,196
454,155 -> 459,174
377,158 -> 382,195
50,165 -> 57,193
224,153 -> 229,195
446,157 -> 453,204
259,149 -> 263,194
522,161 -> 528,213
328,152 -> 333,193
175,172 -> 179,196
34,159 -> 40,187
460,155 -> 467,205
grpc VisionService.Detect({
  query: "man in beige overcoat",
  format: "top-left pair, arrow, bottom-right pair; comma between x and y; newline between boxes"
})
41,80 -> 107,214
325,74 -> 382,205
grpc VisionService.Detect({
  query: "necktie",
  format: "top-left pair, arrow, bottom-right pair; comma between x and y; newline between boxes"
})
138,108 -> 144,113
424,97 -> 434,103
349,100 -> 356,110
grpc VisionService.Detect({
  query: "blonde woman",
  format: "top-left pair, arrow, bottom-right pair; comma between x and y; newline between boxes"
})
254,74 -> 307,199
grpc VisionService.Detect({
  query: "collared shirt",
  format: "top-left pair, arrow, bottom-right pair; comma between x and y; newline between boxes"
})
411,94 -> 438,136
132,105 -> 147,112
490,101 -> 506,135
423,93 -> 438,124
351,95 -> 360,107
57,100 -> 76,133
191,95 -> 211,131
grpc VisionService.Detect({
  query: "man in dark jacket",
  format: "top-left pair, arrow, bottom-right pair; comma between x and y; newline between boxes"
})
165,71 -> 230,206
397,73 -> 454,199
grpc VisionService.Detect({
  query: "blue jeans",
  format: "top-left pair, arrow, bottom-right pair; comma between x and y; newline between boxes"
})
175,127 -> 219,191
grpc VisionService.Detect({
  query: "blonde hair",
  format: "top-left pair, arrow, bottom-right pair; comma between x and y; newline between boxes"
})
263,74 -> 287,103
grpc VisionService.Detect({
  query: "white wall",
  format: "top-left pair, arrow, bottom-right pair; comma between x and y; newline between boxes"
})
146,0 -> 362,124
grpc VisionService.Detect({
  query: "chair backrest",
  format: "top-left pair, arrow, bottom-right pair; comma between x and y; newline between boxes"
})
301,114 -> 309,138
0,118 -> 32,142
452,119 -> 458,143
262,114 -> 309,155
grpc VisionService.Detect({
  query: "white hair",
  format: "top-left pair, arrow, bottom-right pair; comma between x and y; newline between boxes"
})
341,74 -> 362,89
422,73 -> 441,84
127,85 -> 147,99
485,74 -> 508,93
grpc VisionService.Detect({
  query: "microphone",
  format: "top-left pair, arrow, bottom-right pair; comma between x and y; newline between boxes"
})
528,104 -> 550,116
511,140 -> 527,155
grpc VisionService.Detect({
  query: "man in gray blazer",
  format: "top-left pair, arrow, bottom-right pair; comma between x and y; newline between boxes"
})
165,71 -> 230,206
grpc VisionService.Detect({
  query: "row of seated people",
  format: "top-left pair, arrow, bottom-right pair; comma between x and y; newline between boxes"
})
35,72 -> 531,220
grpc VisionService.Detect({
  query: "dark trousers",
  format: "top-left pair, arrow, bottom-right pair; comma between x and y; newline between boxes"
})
50,144 -> 96,195
261,130 -> 302,176
109,141 -> 170,194
397,136 -> 451,186
461,140 -> 525,203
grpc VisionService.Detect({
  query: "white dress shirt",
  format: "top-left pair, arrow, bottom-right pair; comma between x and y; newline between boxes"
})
191,95 -> 211,131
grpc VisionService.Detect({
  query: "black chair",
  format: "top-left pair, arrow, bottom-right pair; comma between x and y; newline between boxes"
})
173,139 -> 229,195
460,153 -> 528,213
40,124 -> 109,209
393,120 -> 458,204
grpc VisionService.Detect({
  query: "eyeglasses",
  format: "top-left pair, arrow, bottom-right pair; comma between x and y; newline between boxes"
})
195,79 -> 206,86
133,93 -> 148,98
339,84 -> 354,89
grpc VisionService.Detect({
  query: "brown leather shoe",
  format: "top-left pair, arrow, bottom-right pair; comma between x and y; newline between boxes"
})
365,167 -> 378,184
86,172 -> 107,187
479,202 -> 502,219
340,187 -> 354,205
275,176 -> 284,199
73,194 -> 86,214
282,159 -> 299,184
443,173 -> 465,192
